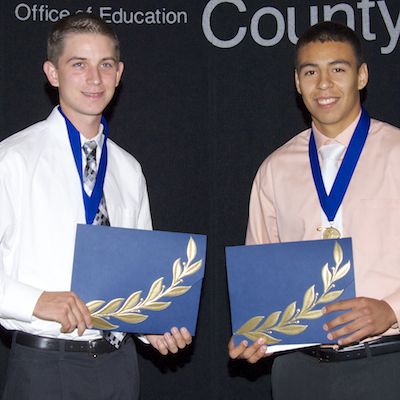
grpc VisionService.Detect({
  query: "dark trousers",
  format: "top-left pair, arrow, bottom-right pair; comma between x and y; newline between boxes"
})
2,335 -> 139,400
271,351 -> 400,400
0,332 -> 10,398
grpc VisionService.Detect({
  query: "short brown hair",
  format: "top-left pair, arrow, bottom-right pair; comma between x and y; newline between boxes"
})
47,13 -> 120,65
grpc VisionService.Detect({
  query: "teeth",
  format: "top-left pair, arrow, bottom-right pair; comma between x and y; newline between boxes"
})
317,98 -> 335,105
84,92 -> 102,97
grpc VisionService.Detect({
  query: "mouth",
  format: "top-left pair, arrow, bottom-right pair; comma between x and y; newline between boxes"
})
315,97 -> 338,107
82,91 -> 104,99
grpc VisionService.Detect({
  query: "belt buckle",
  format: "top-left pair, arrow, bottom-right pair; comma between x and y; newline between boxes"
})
88,340 -> 98,358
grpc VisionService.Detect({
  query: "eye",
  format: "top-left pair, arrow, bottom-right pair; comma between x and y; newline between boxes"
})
101,61 -> 114,69
72,62 -> 84,69
333,67 -> 345,73
304,70 -> 316,77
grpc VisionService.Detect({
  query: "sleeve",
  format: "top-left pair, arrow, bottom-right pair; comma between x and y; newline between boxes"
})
134,168 -> 153,343
382,292 -> 400,332
136,171 -> 153,231
245,158 -> 280,245
0,155 -> 43,321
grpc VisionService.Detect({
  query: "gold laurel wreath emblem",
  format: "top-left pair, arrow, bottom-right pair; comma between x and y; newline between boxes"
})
234,241 -> 351,344
86,237 -> 202,330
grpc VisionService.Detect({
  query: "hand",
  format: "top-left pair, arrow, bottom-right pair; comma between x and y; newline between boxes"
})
228,336 -> 268,364
33,291 -> 92,336
146,327 -> 192,355
323,297 -> 397,346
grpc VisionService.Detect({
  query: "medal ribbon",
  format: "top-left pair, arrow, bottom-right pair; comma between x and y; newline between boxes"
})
309,108 -> 370,222
58,106 -> 108,224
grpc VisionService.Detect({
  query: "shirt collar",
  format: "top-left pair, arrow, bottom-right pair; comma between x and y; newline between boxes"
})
80,124 -> 104,149
312,110 -> 362,151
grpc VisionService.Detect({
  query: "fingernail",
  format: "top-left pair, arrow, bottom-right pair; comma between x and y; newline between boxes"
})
242,340 -> 248,347
322,307 -> 327,314
257,338 -> 265,345
171,327 -> 178,334
323,324 -> 328,331
338,339 -> 343,346
261,345 -> 267,353
327,333 -> 333,340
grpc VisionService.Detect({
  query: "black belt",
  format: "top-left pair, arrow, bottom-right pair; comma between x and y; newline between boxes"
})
12,331 -> 121,356
302,335 -> 400,362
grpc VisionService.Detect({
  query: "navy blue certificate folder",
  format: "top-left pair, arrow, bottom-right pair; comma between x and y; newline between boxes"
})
71,224 -> 206,334
226,238 -> 355,353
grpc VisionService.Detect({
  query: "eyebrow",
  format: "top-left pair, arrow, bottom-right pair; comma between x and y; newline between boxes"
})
297,60 -> 352,71
66,56 -> 117,63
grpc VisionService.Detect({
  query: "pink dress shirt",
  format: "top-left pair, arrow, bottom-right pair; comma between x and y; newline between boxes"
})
246,115 -> 400,336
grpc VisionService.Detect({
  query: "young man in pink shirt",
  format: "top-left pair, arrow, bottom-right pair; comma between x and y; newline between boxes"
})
230,21 -> 400,400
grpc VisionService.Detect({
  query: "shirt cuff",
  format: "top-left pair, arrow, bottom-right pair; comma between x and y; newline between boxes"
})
382,291 -> 400,333
136,334 -> 150,345
1,277 -> 43,322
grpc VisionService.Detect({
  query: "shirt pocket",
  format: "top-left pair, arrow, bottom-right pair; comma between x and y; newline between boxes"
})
353,198 -> 400,277
108,206 -> 137,228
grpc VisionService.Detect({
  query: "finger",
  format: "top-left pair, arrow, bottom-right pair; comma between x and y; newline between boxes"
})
324,298 -> 356,314
68,297 -> 88,335
328,316 -> 373,344
73,294 -> 93,329
164,332 -> 179,353
59,301 -> 79,333
146,335 -> 160,351
324,310 -> 361,331
156,337 -> 169,355
170,327 -> 186,349
247,345 -> 268,364
336,326 -> 370,346
60,313 -> 75,333
228,338 -> 248,359
240,339 -> 267,361
180,327 -> 192,345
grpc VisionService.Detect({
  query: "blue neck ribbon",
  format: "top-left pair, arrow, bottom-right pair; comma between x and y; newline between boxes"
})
58,106 -> 108,224
309,108 -> 371,222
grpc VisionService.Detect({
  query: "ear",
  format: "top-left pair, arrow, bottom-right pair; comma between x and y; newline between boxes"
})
115,61 -> 124,87
294,69 -> 302,95
357,63 -> 369,90
43,61 -> 59,88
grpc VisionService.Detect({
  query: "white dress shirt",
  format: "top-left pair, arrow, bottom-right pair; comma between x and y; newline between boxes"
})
0,107 -> 152,340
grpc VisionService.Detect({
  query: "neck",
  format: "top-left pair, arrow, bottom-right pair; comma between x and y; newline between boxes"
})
71,117 -> 101,139
317,127 -> 342,139
313,107 -> 362,139
60,108 -> 102,139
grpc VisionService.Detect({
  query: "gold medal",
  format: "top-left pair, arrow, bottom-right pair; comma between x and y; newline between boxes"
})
321,226 -> 341,239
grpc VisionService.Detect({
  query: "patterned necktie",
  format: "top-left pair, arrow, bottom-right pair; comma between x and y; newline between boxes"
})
82,141 -> 110,226
82,140 -> 125,348
319,142 -> 345,234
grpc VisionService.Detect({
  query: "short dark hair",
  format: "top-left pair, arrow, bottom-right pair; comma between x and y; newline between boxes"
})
295,21 -> 364,68
47,13 -> 120,65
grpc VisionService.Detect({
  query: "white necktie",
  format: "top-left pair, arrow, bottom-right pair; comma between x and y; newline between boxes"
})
319,142 -> 345,235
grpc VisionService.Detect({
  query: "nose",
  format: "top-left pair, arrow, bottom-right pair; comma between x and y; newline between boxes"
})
87,66 -> 101,85
317,70 -> 332,90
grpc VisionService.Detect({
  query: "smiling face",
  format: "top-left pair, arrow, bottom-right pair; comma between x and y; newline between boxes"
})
43,32 -> 124,129
295,40 -> 368,138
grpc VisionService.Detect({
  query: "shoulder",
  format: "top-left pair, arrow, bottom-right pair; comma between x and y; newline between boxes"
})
369,118 -> 400,137
107,138 -> 144,176
255,128 -> 310,179
367,118 -> 400,152
0,108 -> 64,161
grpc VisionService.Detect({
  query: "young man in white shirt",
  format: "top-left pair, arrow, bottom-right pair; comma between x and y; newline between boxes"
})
0,13 -> 191,400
